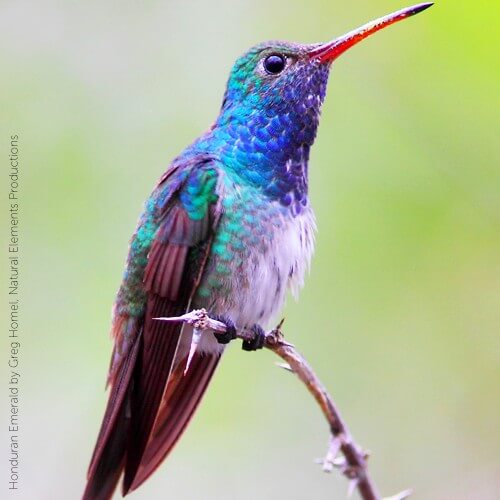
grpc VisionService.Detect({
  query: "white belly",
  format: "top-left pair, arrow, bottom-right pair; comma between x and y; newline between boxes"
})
218,207 -> 316,329
191,204 -> 316,355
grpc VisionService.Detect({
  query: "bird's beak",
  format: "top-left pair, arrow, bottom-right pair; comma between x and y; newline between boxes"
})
308,2 -> 433,63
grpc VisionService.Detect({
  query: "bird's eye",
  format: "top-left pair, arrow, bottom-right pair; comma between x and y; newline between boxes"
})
263,54 -> 286,75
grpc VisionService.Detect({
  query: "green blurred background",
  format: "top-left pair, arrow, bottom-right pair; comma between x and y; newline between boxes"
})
1,1 -> 499,498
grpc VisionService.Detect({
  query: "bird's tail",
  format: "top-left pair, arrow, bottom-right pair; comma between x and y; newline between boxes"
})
83,322 -> 220,499
83,334 -> 141,500
126,350 -> 220,492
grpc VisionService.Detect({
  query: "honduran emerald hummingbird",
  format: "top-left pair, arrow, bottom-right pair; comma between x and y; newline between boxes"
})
84,3 -> 432,498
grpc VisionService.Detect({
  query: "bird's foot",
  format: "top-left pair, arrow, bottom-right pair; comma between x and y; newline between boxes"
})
242,324 -> 266,351
212,315 -> 237,344
211,317 -> 266,351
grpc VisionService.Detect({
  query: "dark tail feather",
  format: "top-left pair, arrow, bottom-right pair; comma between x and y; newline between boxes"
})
83,333 -> 141,500
82,409 -> 128,500
84,298 -> 219,498
129,351 -> 220,492
121,297 -> 187,494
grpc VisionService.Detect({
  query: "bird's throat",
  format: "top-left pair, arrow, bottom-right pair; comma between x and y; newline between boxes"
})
195,108 -> 321,213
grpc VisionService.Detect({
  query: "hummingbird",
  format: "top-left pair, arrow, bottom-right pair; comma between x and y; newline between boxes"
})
84,3 -> 432,498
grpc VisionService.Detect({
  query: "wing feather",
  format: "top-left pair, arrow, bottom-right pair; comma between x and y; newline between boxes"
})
84,157 -> 223,500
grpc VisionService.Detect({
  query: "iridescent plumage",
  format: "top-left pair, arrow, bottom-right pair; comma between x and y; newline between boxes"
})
84,4 -> 432,498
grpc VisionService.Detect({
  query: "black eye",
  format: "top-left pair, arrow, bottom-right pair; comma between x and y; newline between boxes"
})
264,54 -> 286,75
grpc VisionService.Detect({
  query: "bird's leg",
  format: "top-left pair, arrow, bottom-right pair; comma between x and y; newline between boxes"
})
242,324 -> 266,351
211,315 -> 237,344
211,316 -> 265,351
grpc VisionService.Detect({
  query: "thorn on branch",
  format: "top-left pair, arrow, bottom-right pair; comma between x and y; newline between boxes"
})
317,435 -> 342,473
154,309 -> 407,500
348,478 -> 360,498
275,361 -> 294,373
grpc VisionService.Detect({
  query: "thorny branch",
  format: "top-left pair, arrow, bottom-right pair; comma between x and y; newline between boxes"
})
156,309 -> 411,500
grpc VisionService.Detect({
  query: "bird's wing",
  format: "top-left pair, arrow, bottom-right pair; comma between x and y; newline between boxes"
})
84,156 -> 223,500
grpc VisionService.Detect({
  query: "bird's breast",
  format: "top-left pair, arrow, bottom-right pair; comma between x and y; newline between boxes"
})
194,185 -> 316,331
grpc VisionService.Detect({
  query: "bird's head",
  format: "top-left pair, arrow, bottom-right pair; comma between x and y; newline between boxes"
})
219,2 -> 433,125
220,40 -> 329,120
203,3 -> 432,208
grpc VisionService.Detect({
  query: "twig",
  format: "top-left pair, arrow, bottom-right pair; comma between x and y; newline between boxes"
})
155,309 -> 411,500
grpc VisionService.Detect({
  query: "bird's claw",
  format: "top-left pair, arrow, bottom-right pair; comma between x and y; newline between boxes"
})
212,315 -> 237,344
242,324 -> 266,351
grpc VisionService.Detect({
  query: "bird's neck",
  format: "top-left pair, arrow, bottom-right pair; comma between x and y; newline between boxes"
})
194,103 -> 321,214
